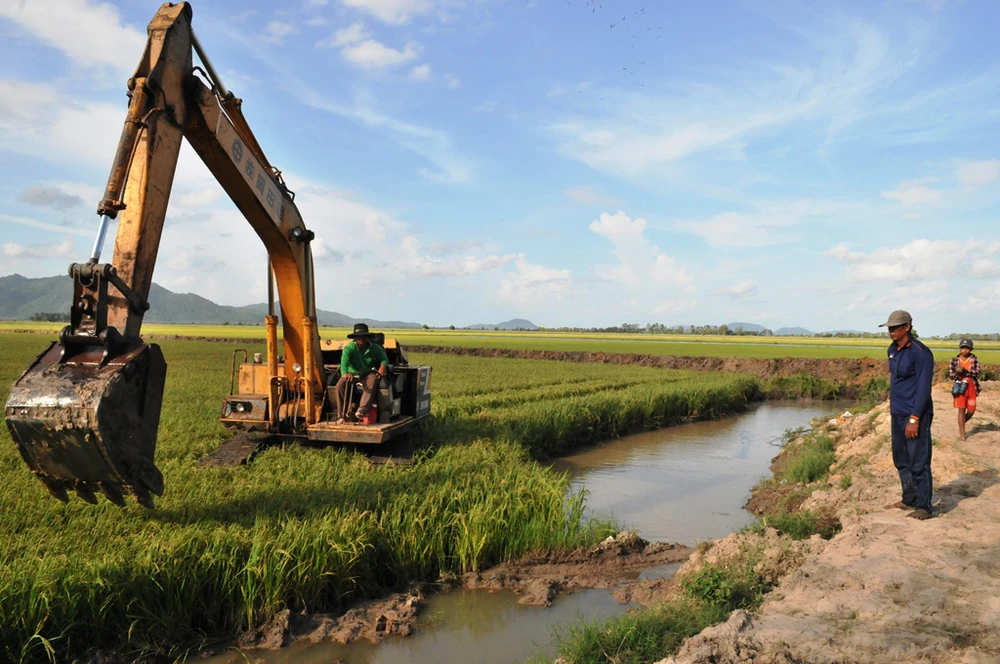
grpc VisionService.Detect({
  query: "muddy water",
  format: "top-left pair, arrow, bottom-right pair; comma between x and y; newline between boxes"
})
551,401 -> 851,545
207,401 -> 847,664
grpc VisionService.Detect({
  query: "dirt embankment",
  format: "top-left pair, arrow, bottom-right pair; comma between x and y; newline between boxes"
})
407,345 -> 889,383
407,346 -> 998,395
659,383 -> 1000,664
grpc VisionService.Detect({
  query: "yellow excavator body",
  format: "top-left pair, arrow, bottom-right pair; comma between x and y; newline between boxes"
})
3,2 -> 430,507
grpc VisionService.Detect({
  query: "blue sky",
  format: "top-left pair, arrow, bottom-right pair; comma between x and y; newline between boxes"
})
1,0 -> 998,335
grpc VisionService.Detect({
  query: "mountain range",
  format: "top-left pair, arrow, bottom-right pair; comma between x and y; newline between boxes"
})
0,273 -> 425,328
467,318 -> 539,331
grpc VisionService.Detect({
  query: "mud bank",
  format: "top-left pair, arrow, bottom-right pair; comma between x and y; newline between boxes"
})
406,345 -> 888,382
407,346 -> 999,397
658,383 -> 1000,663
205,532 -> 693,656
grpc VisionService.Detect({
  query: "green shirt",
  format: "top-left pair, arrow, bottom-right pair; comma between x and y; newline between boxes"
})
340,340 -> 388,375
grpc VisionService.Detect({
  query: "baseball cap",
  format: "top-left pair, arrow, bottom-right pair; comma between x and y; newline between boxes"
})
878,310 -> 912,327
960,339 -> 974,349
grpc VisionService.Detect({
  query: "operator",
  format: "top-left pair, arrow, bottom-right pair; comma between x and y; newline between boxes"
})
880,310 -> 935,520
333,323 -> 388,423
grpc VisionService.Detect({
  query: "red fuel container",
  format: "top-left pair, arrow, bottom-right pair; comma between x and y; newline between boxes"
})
363,403 -> 378,425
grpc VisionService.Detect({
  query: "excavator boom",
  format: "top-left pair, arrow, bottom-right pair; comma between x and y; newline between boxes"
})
4,2 -> 324,507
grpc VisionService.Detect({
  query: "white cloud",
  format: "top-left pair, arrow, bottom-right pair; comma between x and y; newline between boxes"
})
3,235 -> 75,259
497,258 -> 572,308
341,0 -> 437,25
0,213 -> 96,237
426,240 -> 482,253
564,186 -> 619,206
957,159 -> 1000,191
319,21 -> 371,48
19,185 -> 84,210
0,79 -> 126,169
548,17 -> 994,182
824,239 -> 1000,283
408,63 -> 432,82
263,21 -> 297,44
717,280 -> 759,300
341,39 -> 422,68
317,22 -> 421,70
174,188 -> 224,209
676,211 -> 796,248
880,177 -> 941,208
650,299 -> 698,317
445,74 -> 461,89
589,211 -> 692,289
292,86 -> 474,183
675,199 -> 851,249
968,281 -> 1000,310
280,179 -> 513,286
0,0 -> 145,78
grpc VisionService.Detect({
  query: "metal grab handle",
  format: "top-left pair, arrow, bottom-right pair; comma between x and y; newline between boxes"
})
229,349 -> 248,395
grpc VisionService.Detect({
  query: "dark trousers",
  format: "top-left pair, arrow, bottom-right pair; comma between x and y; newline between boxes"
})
890,413 -> 933,512
333,373 -> 379,418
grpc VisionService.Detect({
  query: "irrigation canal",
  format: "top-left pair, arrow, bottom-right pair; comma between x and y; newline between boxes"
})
206,400 -> 851,664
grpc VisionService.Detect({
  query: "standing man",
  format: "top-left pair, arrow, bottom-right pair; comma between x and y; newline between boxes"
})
333,323 -> 388,423
880,310 -> 935,520
948,339 -> 981,441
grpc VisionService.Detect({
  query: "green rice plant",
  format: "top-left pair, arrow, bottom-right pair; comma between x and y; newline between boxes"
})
776,432 -> 836,484
531,598 -> 725,664
0,332 -> 767,661
681,561 -> 774,612
534,556 -> 774,664
763,373 -> 841,399
757,510 -> 842,540
5,323 -> 1000,361
853,376 -> 890,412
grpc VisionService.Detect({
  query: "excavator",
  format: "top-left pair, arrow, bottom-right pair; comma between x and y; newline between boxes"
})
3,2 -> 431,508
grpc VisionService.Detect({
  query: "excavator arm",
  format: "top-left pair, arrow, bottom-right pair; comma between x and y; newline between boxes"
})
4,2 -> 324,507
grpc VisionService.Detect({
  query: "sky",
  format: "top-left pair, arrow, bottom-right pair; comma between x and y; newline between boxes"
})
1,0 -> 999,335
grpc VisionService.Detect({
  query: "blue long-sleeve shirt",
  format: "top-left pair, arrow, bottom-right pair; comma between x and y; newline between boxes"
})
887,336 -> 934,417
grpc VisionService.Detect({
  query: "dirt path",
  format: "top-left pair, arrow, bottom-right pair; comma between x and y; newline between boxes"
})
661,383 -> 1000,663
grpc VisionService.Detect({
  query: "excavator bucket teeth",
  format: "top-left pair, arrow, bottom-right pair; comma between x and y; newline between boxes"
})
4,341 -> 167,508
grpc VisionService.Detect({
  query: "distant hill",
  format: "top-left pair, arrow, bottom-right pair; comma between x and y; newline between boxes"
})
775,327 -> 812,336
0,274 -> 422,328
726,321 -> 765,333
466,318 -> 538,331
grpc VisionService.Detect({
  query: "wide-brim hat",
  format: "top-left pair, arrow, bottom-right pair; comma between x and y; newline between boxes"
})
347,322 -> 374,338
878,310 -> 912,327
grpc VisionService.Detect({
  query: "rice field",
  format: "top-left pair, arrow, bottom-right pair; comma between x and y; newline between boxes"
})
0,332 -> 760,662
4,322 -> 995,362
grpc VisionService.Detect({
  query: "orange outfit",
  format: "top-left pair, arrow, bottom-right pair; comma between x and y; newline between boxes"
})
953,356 -> 978,412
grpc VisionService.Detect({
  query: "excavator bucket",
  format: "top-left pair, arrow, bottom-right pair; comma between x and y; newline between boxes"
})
4,341 -> 167,508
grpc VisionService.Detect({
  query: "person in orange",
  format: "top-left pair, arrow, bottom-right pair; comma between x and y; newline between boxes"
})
948,339 -> 981,441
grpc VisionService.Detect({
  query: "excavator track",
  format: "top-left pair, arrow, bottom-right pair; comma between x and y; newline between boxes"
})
197,432 -> 272,467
